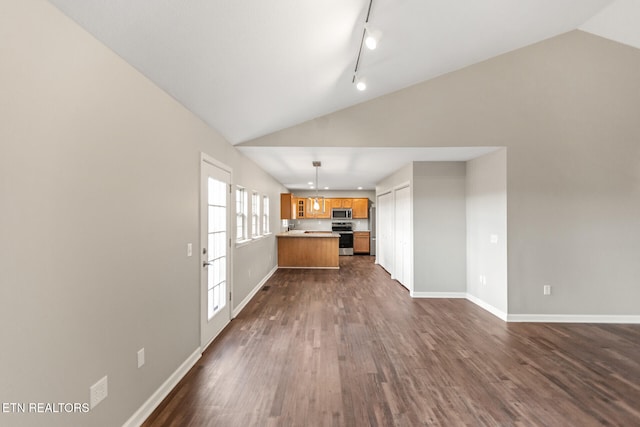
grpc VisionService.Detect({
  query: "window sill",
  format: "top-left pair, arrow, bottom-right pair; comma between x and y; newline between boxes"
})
235,239 -> 252,248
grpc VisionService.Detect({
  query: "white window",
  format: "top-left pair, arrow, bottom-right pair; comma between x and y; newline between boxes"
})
236,187 -> 247,242
251,191 -> 260,237
262,195 -> 270,234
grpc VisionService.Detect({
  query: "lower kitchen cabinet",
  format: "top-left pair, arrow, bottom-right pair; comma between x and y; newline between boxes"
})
353,231 -> 370,254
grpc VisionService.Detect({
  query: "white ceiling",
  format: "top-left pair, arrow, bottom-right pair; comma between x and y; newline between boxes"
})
238,147 -> 501,190
48,0 -> 640,190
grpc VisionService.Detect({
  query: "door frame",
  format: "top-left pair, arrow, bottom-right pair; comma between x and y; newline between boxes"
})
393,183 -> 413,293
200,153 -> 233,351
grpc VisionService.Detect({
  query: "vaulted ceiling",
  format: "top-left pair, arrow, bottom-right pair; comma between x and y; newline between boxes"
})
49,0 -> 640,189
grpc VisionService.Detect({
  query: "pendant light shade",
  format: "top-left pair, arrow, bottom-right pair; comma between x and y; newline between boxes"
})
308,161 -> 324,213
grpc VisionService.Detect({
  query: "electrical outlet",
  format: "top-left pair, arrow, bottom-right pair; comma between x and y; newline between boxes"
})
543,285 -> 551,295
90,376 -> 108,409
187,243 -> 193,257
137,348 -> 145,368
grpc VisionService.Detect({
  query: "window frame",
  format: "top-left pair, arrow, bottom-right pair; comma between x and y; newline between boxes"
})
251,191 -> 261,238
262,195 -> 270,235
235,186 -> 249,243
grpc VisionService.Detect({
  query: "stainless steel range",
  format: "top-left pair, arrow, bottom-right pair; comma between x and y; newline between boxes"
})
332,222 -> 354,256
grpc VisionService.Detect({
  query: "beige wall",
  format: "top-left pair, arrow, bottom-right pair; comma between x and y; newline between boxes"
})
466,149 -> 508,315
0,1 -> 285,426
413,162 -> 467,295
245,30 -> 640,316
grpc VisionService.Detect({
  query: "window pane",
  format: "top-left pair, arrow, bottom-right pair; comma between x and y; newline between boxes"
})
208,178 -> 226,206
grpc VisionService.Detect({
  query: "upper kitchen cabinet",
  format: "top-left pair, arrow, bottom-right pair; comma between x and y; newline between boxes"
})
282,195 -> 369,220
330,198 -> 353,209
330,199 -> 343,209
295,197 -> 306,219
313,198 -> 331,219
352,198 -> 369,219
280,193 -> 295,220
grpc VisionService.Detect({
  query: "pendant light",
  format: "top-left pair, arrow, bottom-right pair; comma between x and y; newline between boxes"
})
309,161 -> 324,213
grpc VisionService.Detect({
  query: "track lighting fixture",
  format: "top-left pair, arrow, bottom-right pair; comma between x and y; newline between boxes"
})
352,0 -> 376,91
364,26 -> 381,50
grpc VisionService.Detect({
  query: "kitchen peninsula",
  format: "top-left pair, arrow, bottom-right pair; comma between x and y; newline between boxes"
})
276,231 -> 340,269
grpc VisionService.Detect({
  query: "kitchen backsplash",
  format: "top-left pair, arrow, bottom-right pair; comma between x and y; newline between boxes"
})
289,218 -> 370,231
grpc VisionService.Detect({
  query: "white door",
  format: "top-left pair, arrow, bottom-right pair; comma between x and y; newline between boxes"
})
394,186 -> 411,290
201,157 -> 232,349
377,191 -> 394,275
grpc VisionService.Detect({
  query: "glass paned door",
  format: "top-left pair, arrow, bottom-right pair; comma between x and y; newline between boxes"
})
207,177 -> 227,319
201,157 -> 231,348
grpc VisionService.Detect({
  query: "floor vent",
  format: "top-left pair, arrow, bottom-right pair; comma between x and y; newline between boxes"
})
262,286 -> 271,291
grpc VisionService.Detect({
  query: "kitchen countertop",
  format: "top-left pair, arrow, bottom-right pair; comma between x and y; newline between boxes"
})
277,230 -> 340,238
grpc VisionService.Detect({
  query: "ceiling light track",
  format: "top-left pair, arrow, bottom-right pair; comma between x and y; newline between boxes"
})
352,0 -> 376,91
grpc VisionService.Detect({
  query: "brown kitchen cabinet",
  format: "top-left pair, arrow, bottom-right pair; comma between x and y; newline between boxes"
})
330,199 -> 344,209
312,198 -> 331,219
353,231 -> 370,254
295,197 -> 306,218
330,198 -> 355,209
352,198 -> 369,219
280,193 -> 295,220
282,195 -> 368,220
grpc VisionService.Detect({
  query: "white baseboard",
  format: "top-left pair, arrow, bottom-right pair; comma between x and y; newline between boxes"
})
465,293 -> 508,321
411,291 -> 466,299
507,314 -> 640,323
124,267 -> 278,426
410,292 -> 508,321
402,290 -> 640,324
122,347 -> 201,427
232,265 -> 278,318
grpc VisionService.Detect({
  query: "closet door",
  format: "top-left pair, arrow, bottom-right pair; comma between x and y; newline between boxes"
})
377,191 -> 394,275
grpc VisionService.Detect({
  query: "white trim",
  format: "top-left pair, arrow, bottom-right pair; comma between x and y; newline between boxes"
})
232,266 -> 278,318
201,152 -> 232,173
200,154 -> 234,350
507,314 -> 640,324
465,293 -> 508,321
411,291 -> 466,298
122,348 -> 201,427
412,291 -> 640,324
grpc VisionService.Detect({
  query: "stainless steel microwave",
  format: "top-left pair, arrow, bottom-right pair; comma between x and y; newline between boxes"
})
331,208 -> 352,220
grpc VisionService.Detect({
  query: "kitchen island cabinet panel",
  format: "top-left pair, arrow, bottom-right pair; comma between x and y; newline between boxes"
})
277,232 -> 339,268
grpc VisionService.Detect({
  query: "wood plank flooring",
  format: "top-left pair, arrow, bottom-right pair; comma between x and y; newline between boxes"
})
143,256 -> 640,426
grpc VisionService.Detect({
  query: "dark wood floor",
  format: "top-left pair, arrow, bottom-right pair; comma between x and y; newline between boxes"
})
144,256 -> 640,426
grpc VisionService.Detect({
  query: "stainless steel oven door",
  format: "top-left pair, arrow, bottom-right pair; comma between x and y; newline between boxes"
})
338,231 -> 354,256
